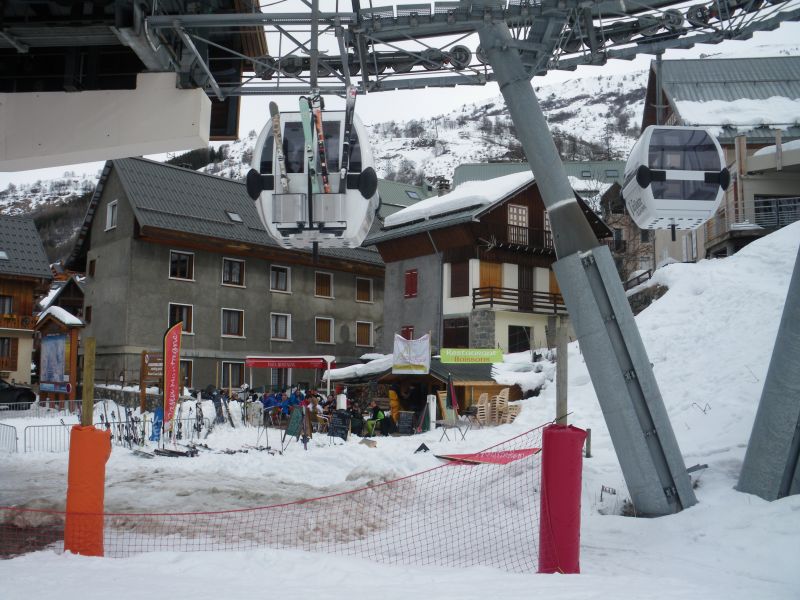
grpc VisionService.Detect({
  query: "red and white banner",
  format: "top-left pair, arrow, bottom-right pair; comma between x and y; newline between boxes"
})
162,322 -> 182,423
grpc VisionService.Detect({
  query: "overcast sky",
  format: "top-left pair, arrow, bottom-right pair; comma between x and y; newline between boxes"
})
1,21 -> 798,188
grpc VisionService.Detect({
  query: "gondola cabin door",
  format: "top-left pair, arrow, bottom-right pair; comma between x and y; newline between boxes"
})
247,109 -> 379,249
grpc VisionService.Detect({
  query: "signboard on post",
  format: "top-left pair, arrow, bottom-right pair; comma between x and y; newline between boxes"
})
440,348 -> 504,364
162,322 -> 182,423
139,351 -> 163,412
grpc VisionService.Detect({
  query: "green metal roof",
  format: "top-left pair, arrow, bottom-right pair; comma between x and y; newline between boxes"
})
377,179 -> 431,218
83,158 -> 382,266
659,56 -> 800,103
0,215 -> 52,280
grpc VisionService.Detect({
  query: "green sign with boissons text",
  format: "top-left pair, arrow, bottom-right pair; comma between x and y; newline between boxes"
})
440,348 -> 504,364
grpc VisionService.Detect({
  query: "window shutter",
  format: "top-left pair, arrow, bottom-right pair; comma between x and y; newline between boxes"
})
450,262 -> 469,297
405,269 -> 418,298
9,338 -> 18,369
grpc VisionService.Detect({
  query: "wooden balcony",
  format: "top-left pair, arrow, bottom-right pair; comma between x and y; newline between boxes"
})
472,287 -> 567,315
481,223 -> 554,252
0,314 -> 36,330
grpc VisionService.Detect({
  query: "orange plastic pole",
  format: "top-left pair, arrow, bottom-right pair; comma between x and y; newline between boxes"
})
64,425 -> 111,556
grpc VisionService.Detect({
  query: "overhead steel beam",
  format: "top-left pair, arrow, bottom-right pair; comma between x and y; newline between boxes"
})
174,25 -> 224,101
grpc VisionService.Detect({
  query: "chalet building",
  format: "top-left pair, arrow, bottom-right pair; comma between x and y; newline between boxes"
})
367,171 -> 611,354
66,158 -> 384,391
639,56 -> 800,259
455,161 -> 652,284
0,215 -> 52,383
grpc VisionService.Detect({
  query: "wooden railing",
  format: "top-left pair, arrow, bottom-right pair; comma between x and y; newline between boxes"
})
0,314 -> 36,330
481,223 -> 554,250
472,287 -> 567,315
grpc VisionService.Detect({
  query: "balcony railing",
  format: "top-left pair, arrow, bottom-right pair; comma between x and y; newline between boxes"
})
481,223 -> 554,250
473,287 -> 567,315
0,315 -> 36,330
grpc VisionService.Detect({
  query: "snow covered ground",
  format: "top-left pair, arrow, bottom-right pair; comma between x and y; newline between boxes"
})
2,223 -> 800,599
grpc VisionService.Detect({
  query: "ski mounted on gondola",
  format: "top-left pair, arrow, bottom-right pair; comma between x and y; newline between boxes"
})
246,92 -> 380,250
270,101 -> 289,194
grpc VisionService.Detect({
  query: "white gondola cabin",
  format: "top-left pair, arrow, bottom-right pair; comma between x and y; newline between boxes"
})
622,125 -> 730,230
247,110 -> 379,249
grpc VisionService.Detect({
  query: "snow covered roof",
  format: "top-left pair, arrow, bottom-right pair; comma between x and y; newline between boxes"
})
38,305 -> 84,327
383,171 -> 534,228
646,56 -> 800,141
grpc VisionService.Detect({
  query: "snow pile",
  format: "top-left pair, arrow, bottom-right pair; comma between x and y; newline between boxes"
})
384,171 -> 534,227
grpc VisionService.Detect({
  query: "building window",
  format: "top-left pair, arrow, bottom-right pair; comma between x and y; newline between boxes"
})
315,317 -> 334,344
356,277 -> 373,303
105,200 -> 118,230
271,368 -> 289,390
85,306 -> 92,324
221,309 -> 244,337
270,265 -> 291,292
222,258 -> 245,287
88,259 -> 96,277
450,262 -> 469,298
581,170 -> 592,179
443,318 -> 469,348
605,169 -> 619,178
404,269 -> 418,298
226,211 -> 243,223
315,272 -> 333,298
508,204 -> 529,245
180,360 -> 193,388
400,325 -> 414,340
406,190 -> 420,199
640,229 -> 650,243
270,313 -> 291,340
0,337 -> 10,357
0,295 -> 12,314
170,251 -> 194,280
169,303 -> 193,333
356,321 -> 373,347
221,362 -> 245,389
508,325 -> 531,353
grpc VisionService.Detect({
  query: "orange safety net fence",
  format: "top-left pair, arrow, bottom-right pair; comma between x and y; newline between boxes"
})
1,426 -> 544,572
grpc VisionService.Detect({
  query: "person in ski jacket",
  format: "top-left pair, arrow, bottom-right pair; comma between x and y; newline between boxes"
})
365,400 -> 385,437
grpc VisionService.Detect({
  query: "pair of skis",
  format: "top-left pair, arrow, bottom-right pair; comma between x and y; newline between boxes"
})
269,86 -> 358,197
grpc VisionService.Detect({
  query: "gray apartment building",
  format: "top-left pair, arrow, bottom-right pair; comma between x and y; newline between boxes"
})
66,158 -> 384,391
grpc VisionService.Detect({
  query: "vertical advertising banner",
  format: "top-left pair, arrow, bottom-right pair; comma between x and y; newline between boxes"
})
162,322 -> 183,423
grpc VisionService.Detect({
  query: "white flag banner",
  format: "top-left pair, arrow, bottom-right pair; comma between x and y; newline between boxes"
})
392,333 -> 431,374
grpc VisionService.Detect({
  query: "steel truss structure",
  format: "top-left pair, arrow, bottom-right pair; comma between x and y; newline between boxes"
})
134,0 -> 800,97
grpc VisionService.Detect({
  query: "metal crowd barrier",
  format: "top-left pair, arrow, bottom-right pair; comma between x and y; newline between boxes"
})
21,418 -> 211,453
0,422 -> 18,453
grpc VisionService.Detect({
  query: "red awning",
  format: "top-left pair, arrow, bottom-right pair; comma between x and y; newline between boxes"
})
245,357 -> 335,370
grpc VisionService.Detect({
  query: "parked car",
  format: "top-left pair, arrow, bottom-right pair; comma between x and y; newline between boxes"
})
0,378 -> 35,408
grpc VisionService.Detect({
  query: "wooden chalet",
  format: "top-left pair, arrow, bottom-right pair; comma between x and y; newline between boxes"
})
368,172 -> 611,354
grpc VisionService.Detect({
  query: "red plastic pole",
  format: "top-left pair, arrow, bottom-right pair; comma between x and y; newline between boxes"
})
64,426 -> 111,556
538,423 -> 587,574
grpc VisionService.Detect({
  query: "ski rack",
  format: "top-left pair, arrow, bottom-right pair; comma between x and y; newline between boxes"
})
142,0 -> 800,96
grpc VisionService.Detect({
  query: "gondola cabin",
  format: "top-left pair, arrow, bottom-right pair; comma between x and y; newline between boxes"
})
622,126 -> 730,230
247,109 -> 379,249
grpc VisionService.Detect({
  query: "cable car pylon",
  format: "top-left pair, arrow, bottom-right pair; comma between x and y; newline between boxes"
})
478,20 -> 697,516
